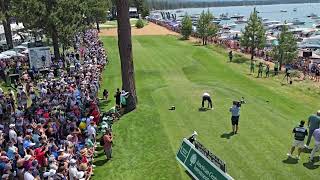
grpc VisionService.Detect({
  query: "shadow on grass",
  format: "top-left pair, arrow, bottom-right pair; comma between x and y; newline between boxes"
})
282,157 -> 298,164
94,159 -> 108,167
96,146 -> 103,151
99,100 -> 111,107
220,132 -> 235,139
198,107 -> 211,112
302,148 -> 312,154
95,151 -> 105,158
303,161 -> 320,170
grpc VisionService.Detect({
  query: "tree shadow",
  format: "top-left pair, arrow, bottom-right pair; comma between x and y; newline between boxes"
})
282,157 -> 298,164
220,132 -> 235,139
96,146 -> 103,151
99,100 -> 111,107
95,151 -> 105,158
94,159 -> 108,167
193,44 -> 203,47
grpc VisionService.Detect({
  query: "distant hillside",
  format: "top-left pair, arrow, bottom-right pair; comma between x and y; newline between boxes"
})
146,0 -> 320,10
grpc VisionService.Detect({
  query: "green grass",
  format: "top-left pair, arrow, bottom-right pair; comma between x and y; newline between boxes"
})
94,35 -> 320,180
100,18 -> 148,29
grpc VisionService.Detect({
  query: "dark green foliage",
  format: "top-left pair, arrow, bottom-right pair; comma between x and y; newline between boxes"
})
135,19 -> 144,28
180,14 -> 192,40
240,8 -> 266,60
271,25 -> 298,67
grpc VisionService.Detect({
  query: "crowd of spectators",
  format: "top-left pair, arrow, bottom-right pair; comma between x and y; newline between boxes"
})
0,29 -> 109,180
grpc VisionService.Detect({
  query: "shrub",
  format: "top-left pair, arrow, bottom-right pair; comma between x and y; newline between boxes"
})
135,19 -> 144,29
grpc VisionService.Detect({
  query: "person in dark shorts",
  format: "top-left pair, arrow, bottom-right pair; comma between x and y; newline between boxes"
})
287,120 -> 308,159
315,67 -> 320,82
274,61 -> 279,75
202,92 -> 213,109
114,88 -> 121,106
228,51 -> 233,62
229,101 -> 241,134
257,62 -> 263,78
265,64 -> 270,77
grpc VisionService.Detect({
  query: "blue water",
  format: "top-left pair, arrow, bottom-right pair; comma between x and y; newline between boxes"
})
160,3 -> 320,30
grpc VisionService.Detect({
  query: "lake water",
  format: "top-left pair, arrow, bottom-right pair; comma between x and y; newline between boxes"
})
161,3 -> 320,31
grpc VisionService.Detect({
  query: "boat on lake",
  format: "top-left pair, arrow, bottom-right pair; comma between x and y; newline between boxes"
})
290,19 -> 305,26
280,10 -> 287,13
234,18 -> 247,24
308,13 -> 318,18
219,13 -> 231,20
293,8 -> 297,12
230,14 -> 244,19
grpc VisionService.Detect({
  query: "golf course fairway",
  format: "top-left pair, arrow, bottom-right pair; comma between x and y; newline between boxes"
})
93,35 -> 320,180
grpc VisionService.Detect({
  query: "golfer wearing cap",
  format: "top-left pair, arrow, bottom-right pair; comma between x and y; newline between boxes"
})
201,92 -> 213,109
287,120 -> 308,159
305,110 -> 320,149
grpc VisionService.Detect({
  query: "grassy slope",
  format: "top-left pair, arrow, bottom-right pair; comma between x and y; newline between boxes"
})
94,35 -> 320,180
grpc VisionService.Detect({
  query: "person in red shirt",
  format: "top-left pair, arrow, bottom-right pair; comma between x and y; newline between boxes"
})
34,145 -> 48,167
103,129 -> 113,160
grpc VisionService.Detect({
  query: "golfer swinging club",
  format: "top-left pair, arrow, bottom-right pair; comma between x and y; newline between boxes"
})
202,92 -> 213,109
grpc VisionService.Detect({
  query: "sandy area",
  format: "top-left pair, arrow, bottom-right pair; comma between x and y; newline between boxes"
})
99,22 -> 179,36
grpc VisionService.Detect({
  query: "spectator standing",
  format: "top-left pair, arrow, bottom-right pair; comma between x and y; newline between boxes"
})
114,88 -> 121,106
305,111 -> 320,149
257,62 -> 263,78
103,128 -> 113,160
265,64 -> 270,77
228,51 -> 233,62
287,120 -> 308,159
103,89 -> 109,100
250,60 -> 255,74
274,60 -> 279,75
309,127 -> 320,162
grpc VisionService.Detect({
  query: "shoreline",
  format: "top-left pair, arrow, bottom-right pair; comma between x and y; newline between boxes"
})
151,1 -> 320,11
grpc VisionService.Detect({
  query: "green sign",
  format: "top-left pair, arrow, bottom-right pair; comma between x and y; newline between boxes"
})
176,138 -> 233,180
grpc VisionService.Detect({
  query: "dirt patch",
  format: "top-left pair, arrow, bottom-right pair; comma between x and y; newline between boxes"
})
99,22 -> 180,36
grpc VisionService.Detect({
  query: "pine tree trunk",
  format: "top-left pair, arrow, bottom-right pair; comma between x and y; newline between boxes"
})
251,48 -> 254,60
96,21 -> 100,33
116,0 -> 138,113
2,19 -> 13,49
51,27 -> 60,61
1,0 -> 13,49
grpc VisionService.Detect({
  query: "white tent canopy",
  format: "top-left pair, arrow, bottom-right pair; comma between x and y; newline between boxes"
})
2,50 -> 25,57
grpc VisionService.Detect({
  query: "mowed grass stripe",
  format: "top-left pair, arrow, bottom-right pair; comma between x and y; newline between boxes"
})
96,36 -> 320,180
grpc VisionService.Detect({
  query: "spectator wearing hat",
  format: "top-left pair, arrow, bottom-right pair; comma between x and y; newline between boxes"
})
9,124 -> 17,144
69,159 -> 85,180
287,120 -> 308,159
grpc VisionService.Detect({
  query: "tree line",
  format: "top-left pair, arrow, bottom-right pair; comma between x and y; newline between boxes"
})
0,0 -> 149,61
181,8 -> 298,68
146,0 -> 320,10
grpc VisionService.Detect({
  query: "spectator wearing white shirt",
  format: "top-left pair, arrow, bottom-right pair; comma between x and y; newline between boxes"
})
69,159 -> 85,180
87,121 -> 96,142
9,124 -> 17,144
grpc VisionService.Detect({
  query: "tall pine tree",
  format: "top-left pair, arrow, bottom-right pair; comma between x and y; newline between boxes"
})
240,8 -> 266,61
272,24 -> 297,69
